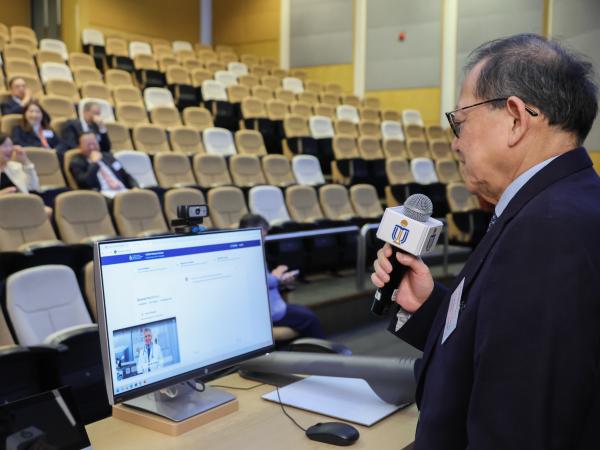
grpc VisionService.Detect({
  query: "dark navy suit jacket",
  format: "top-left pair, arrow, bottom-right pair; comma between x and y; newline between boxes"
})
390,147 -> 600,449
1,97 -> 24,115
61,119 -> 111,152
11,125 -> 65,152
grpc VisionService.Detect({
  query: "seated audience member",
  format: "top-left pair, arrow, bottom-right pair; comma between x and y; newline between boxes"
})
1,77 -> 32,115
62,101 -> 111,152
239,213 -> 326,339
69,133 -> 136,197
0,132 -> 40,194
12,100 -> 65,151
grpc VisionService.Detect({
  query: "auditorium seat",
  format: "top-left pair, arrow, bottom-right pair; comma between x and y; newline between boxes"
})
112,85 -> 144,107
40,62 -> 73,84
275,88 -> 295,106
359,107 -> 380,123
144,87 -> 176,110
271,68 -> 288,80
219,52 -> 238,65
169,126 -> 204,154
297,91 -> 319,106
248,185 -> 293,226
158,56 -> 178,71
282,77 -> 303,94
261,75 -> 280,91
341,94 -> 360,107
133,54 -> 165,88
319,184 -> 357,221
129,41 -> 152,59
290,101 -> 312,120
81,28 -> 105,66
292,155 -> 325,186
429,139 -> 453,160
436,159 -> 462,183
207,186 -> 249,229
113,151 -> 159,188
153,153 -> 197,188
202,80 -> 236,130
23,148 -> 67,190
385,157 -> 417,207
150,106 -> 182,128
41,96 -> 77,121
105,69 -> 133,88
359,120 -> 381,139
240,97 -> 271,136
203,127 -> 237,156
133,124 -> 170,154
325,83 -> 343,95
72,66 -> 103,88
381,120 -> 405,141
193,154 -> 232,188
383,139 -> 408,159
362,97 -> 381,109
45,79 -> 81,102
165,66 -> 197,109
227,84 -> 250,104
1,115 -> 23,136
172,40 -> 193,53
402,109 -> 426,139
11,25 -> 38,46
69,52 -> 96,69
407,138 -> 431,159
240,54 -> 259,66
113,189 -> 168,237
191,68 -> 213,87
304,80 -> 322,93
215,70 -> 238,88
334,118 -> 358,137
229,154 -> 266,188
80,82 -> 113,105
350,184 -> 384,220
105,122 -> 134,150
411,158 -> 439,184
411,158 -> 449,216
116,103 -> 150,128
381,109 -> 401,121
54,191 -> 117,244
235,130 -> 268,157
249,66 -> 269,78
5,58 -> 39,79
309,116 -> 335,139
36,49 -> 65,66
164,188 -> 212,230
183,106 -> 214,131
426,124 -> 447,142
6,265 -> 93,345
78,98 -> 115,124
282,114 -> 318,160
262,154 -> 296,188
228,62 -> 248,77
336,105 -> 360,124
446,182 -> 490,246
331,135 -> 368,185
238,74 -> 260,89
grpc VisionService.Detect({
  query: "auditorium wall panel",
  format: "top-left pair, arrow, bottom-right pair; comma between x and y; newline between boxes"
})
0,0 -> 30,27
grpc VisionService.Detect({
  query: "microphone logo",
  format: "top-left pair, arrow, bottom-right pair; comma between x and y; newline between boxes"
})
392,219 -> 410,245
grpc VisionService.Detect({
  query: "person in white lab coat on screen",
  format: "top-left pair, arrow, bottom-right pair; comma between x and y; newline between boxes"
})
136,327 -> 163,374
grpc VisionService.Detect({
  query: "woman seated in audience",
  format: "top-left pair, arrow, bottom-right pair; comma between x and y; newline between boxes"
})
0,132 -> 40,195
11,100 -> 65,152
239,213 -> 327,339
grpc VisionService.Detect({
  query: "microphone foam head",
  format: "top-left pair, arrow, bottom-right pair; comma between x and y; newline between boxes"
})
403,194 -> 433,222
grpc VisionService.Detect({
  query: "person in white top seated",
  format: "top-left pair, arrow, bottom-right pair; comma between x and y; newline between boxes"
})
69,133 -> 137,198
0,132 -> 40,195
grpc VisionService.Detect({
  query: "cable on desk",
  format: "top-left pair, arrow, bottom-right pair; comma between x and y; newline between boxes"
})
276,386 -> 307,432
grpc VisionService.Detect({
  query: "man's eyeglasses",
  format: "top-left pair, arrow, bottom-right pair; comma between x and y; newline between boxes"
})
445,97 -> 539,138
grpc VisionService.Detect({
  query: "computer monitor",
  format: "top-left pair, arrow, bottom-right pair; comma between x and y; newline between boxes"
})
94,228 -> 274,421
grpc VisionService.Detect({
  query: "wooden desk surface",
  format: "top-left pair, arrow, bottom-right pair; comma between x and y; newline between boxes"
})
86,374 -> 418,449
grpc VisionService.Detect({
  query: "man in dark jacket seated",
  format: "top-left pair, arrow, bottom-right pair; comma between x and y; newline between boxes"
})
62,101 -> 111,152
1,77 -> 33,115
69,133 -> 136,198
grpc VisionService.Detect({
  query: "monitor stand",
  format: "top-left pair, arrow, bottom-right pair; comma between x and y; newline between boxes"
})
123,381 -> 236,422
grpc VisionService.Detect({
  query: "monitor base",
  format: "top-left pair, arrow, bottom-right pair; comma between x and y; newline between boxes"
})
123,383 -> 236,422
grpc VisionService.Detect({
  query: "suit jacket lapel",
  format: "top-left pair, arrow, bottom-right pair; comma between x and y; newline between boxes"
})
414,147 -> 593,397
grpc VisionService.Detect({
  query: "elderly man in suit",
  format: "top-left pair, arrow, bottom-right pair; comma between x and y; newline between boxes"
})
69,132 -> 136,197
372,34 -> 599,450
62,101 -> 111,152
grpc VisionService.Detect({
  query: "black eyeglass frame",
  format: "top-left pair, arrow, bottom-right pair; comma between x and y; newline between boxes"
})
445,97 -> 539,138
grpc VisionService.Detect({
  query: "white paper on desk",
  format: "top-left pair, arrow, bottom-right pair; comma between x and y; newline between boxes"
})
262,376 -> 406,426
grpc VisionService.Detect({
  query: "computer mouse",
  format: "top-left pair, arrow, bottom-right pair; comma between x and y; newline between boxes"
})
305,422 -> 360,446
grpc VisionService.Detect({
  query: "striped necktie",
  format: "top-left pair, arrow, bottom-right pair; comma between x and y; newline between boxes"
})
487,213 -> 498,232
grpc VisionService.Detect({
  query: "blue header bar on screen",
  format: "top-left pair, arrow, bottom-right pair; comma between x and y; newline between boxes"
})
100,239 -> 261,266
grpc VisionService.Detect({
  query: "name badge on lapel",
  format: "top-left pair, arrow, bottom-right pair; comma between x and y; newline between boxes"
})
42,129 -> 54,138
111,161 -> 123,171
442,277 -> 465,344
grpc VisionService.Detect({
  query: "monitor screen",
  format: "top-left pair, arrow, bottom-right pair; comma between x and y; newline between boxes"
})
94,229 -> 274,404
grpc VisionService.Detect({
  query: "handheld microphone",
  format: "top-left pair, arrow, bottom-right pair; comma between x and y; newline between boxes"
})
371,194 -> 443,316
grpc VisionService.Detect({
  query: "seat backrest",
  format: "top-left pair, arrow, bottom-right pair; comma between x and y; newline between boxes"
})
342,94 -> 360,107
350,184 -> 383,219
82,28 -> 105,46
402,109 -> 425,127
238,74 -> 259,88
202,80 -> 228,101
262,154 -> 296,187
69,52 -> 95,69
407,138 -> 431,159
40,38 -> 68,60
133,54 -> 158,71
5,57 -> 37,77
332,135 -> 359,159
170,126 -> 204,154
436,158 -> 462,184
298,91 -> 318,105
285,185 -> 324,223
1,115 -> 23,136
249,186 -> 291,225
447,182 -> 480,212
325,83 -> 343,95
227,84 -> 250,103
358,136 -> 384,160
360,107 -> 380,123
261,75 -> 280,91
266,99 -> 288,121
193,154 -> 232,188
386,157 -> 414,184
283,114 -> 309,137
4,45 -> 33,62
202,127 -> 236,156
105,122 -> 134,150
381,120 -> 405,141
291,155 -> 325,186
105,69 -> 133,87
227,62 -> 248,77
72,67 -> 102,87
153,153 -> 196,188
133,124 -> 170,154
282,77 -> 303,94
229,155 -> 266,187
54,191 -> 116,243
362,97 -> 381,109
150,106 -> 182,128
78,98 -> 115,123
164,188 -> 212,229
172,40 -> 193,52
83,261 -> 97,320
40,96 -> 76,120
235,130 -> 267,156
309,116 -> 335,140
383,139 -> 407,159
113,150 -> 158,188
23,148 -> 66,188
214,70 -> 238,88
45,79 -> 80,102
336,105 -> 359,124
334,119 -> 357,137
290,101 -> 312,120
183,106 -> 214,131
207,186 -> 248,229
426,125 -> 446,142
80,82 -> 112,105
144,87 -> 175,111
320,92 -> 340,106
241,97 -> 267,119
6,265 -> 92,345
190,68 -> 212,87
319,184 -> 355,220
429,139 -> 453,160
275,88 -> 295,105
304,80 -> 322,93
112,85 -> 144,106
36,49 -> 64,65
113,189 -> 168,237
240,54 -> 259,66
359,120 -> 381,138
411,157 -> 439,184
116,103 -> 149,128
166,65 -> 190,84
0,194 -> 58,251
129,40 -> 152,58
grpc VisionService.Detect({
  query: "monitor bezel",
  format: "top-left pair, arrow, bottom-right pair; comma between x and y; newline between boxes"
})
94,228 -> 275,405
